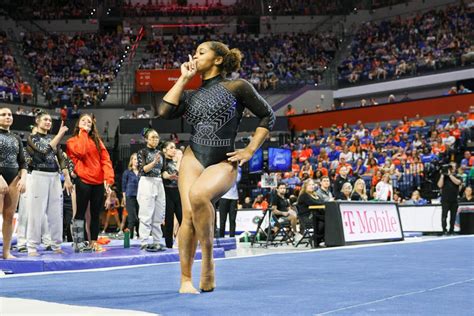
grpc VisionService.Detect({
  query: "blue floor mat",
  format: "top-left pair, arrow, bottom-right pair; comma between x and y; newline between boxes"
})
1,237 -> 473,315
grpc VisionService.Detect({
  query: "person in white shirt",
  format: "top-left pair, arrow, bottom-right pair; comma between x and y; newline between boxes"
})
218,167 -> 241,238
375,173 -> 393,201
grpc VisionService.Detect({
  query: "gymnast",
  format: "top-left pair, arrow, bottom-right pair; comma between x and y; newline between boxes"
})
0,108 -> 27,259
158,41 -> 275,293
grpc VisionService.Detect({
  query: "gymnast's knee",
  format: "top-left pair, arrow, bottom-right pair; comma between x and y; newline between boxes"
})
189,191 -> 211,213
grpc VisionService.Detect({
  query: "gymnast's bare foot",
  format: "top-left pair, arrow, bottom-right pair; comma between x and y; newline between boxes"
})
199,262 -> 215,292
179,277 -> 200,294
3,252 -> 16,259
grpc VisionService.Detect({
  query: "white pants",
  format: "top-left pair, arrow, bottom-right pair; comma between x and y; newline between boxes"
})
26,171 -> 63,253
137,177 -> 166,245
17,175 -> 52,248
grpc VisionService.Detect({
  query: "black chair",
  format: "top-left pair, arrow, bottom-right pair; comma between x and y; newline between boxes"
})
270,212 -> 295,246
295,211 -> 314,248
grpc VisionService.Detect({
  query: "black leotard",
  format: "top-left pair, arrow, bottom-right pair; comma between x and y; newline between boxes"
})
27,132 -> 67,172
137,147 -> 164,177
0,129 -> 27,184
159,76 -> 275,167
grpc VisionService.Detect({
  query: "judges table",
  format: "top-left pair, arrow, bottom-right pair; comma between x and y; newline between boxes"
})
321,201 -> 404,247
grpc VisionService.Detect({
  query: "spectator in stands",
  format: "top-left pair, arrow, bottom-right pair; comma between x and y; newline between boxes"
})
404,190 -> 428,205
337,182 -> 353,201
351,178 -> 368,201
241,196 -> 252,208
458,85 -> 472,94
19,81 -> 33,104
285,104 -> 296,116
375,173 -> 393,201
411,114 -> 427,127
316,176 -> 334,201
437,163 -> 462,235
400,92 -> 411,101
387,94 -> 396,103
460,151 -> 472,172
447,86 -> 458,95
461,45 -> 474,66
333,166 -> 350,197
459,186 -> 473,203
252,194 -> 268,210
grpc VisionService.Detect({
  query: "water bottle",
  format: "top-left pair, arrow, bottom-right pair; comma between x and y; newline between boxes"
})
124,229 -> 130,248
244,231 -> 249,243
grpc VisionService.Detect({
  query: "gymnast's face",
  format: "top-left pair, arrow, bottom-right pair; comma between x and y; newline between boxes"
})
36,114 -> 52,132
164,142 -> 176,158
146,131 -> 160,148
0,108 -> 13,128
193,43 -> 223,73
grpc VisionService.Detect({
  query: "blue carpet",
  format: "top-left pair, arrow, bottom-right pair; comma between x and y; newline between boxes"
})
0,245 -> 225,274
1,237 -> 473,315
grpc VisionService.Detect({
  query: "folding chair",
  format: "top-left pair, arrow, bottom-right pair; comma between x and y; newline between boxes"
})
270,213 -> 295,246
295,213 -> 313,248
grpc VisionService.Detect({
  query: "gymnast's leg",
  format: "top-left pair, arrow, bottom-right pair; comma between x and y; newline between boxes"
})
2,177 -> 21,259
178,148 -> 204,294
188,160 -> 237,292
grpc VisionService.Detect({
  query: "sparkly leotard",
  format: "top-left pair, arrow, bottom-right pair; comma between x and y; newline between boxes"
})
0,129 -> 27,184
137,147 -> 164,177
27,132 -> 67,172
159,76 -> 275,167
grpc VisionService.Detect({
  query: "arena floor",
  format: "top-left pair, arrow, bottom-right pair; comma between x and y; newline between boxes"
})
1,236 -> 473,316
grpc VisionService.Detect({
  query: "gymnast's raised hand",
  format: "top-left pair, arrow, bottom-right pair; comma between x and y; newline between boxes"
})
181,54 -> 198,81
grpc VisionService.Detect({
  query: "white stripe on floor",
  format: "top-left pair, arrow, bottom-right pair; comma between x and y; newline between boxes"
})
0,297 -> 158,316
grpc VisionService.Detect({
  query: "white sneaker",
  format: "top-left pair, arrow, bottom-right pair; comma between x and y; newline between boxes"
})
294,233 -> 304,245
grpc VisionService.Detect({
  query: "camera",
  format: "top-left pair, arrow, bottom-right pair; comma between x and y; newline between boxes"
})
441,164 -> 451,175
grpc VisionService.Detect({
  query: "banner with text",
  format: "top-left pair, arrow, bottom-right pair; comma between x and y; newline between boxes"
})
340,203 -> 403,243
135,69 -> 202,92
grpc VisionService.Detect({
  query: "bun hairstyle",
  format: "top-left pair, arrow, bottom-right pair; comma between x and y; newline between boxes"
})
142,127 -> 157,139
34,108 -> 49,119
207,41 -> 243,73
34,109 -> 51,128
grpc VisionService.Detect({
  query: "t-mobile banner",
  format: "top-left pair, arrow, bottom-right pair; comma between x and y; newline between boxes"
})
339,203 -> 403,243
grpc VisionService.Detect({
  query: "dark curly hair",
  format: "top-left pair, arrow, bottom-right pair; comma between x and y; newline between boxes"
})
206,41 -> 243,73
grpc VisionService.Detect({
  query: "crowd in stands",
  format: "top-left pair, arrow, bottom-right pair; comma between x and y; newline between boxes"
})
4,0 -> 93,20
3,0 -> 413,20
247,110 -> 471,209
285,86 -> 473,116
22,32 -> 129,107
141,32 -> 338,90
0,31 -> 36,105
338,4 -> 474,84
122,0 -> 256,17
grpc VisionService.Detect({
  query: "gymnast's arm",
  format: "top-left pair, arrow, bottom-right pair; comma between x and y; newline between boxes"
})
227,79 -> 275,165
158,56 -> 196,119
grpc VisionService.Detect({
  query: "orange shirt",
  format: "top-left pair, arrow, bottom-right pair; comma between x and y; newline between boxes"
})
292,163 -> 300,173
432,144 -> 446,155
318,167 -> 328,176
66,129 -> 114,185
253,200 -> 269,210
285,109 -> 296,116
20,84 -> 32,95
411,119 -> 426,127
371,128 -> 382,138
